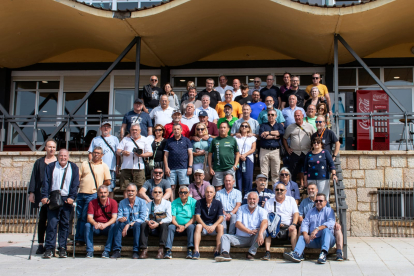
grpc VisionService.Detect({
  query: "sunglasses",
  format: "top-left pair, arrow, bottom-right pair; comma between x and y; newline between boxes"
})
179,191 -> 188,195
313,141 -> 321,144
280,173 -> 289,177
254,81 -> 260,83
197,128 -> 205,131
153,191 -> 162,194
268,114 -> 276,117
315,121 -> 324,124
240,125 -> 249,128
151,79 -> 158,82
153,171 -> 163,175
154,129 -> 163,132
315,200 -> 324,203
275,189 -> 285,192
312,77 -> 320,80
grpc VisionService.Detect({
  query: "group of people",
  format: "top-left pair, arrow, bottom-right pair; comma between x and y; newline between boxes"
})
27,73 -> 343,263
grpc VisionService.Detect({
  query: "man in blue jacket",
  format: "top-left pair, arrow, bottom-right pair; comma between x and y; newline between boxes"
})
41,149 -> 80,259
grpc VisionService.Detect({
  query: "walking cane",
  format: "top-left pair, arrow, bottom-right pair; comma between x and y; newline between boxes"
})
72,201 -> 77,259
28,202 -> 43,260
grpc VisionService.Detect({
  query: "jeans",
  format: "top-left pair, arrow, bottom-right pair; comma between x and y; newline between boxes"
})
165,224 -> 195,249
168,169 -> 189,186
84,222 -> 115,253
294,228 -> 336,255
140,222 -> 169,248
44,197 -> 72,250
221,232 -> 266,255
236,158 -> 254,196
113,221 -> 141,252
108,170 -> 116,192
222,212 -> 237,235
75,193 -> 97,242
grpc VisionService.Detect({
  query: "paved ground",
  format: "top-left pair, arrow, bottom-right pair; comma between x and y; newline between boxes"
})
0,234 -> 413,276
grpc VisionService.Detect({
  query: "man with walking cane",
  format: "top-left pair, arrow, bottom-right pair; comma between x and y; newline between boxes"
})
28,139 -> 57,255
41,149 -> 80,258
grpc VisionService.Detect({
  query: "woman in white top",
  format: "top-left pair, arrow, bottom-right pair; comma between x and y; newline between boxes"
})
235,122 -> 256,195
164,83 -> 179,109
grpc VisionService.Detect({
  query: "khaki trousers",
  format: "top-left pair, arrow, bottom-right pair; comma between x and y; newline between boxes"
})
259,148 -> 281,187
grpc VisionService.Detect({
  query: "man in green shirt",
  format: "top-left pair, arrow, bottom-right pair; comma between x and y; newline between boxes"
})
305,104 -> 317,131
165,186 -> 196,259
208,121 -> 240,191
217,103 -> 238,136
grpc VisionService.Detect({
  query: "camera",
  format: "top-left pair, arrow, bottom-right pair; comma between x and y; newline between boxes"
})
132,147 -> 143,155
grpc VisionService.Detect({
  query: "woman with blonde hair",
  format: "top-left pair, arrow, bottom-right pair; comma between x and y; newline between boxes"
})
191,122 -> 211,171
235,122 -> 256,195
316,102 -> 331,128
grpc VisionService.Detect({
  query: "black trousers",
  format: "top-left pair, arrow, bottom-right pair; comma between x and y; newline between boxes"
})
44,197 -> 72,250
38,204 -> 48,244
288,152 -> 306,182
140,222 -> 169,248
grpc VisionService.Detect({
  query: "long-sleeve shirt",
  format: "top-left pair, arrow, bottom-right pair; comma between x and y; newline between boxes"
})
117,196 -> 147,224
301,206 -> 335,238
304,149 -> 335,180
145,199 -> 172,224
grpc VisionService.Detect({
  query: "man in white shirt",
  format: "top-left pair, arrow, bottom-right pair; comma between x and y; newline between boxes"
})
181,103 -> 199,131
117,123 -> 153,198
262,183 -> 299,260
150,95 -> 174,126
215,75 -> 233,101
196,95 -> 219,123
232,79 -> 242,100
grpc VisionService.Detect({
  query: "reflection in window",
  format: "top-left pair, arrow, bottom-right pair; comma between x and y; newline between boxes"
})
38,92 -> 58,116
358,68 -> 380,86
384,68 -> 413,84
173,77 -> 195,87
114,89 -> 134,118
388,89 -> 412,143
14,91 -> 36,124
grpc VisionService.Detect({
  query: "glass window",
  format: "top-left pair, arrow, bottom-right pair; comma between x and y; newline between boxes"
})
173,77 -> 195,88
114,89 -> 134,116
64,92 -> 86,116
38,81 -> 60,90
117,2 -> 138,10
388,89 -> 412,143
14,91 -> 36,124
339,69 -> 356,86
11,126 -> 33,144
358,68 -> 380,86
140,1 -> 162,8
384,68 -> 413,84
16,81 -> 36,90
87,92 -> 109,124
38,92 -> 58,116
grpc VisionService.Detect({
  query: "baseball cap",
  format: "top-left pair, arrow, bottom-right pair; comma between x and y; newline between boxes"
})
224,103 -> 233,109
256,174 -> 268,180
173,109 -> 181,114
134,98 -> 143,104
194,169 -> 204,174
101,121 -> 112,127
198,110 -> 208,117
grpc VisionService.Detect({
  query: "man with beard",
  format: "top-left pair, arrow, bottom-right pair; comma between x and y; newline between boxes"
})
216,103 -> 238,136
311,115 -> 340,159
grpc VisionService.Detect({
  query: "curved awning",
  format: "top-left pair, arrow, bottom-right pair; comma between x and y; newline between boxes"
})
0,0 -> 413,68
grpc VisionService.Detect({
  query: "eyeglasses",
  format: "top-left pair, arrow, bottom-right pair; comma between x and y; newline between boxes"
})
197,128 -> 205,131
153,191 -> 162,194
153,171 -> 163,175
312,77 -> 320,80
275,189 -> 285,192
266,79 -> 273,81
254,81 -> 260,83
268,114 -> 276,117
291,80 -> 299,82
151,79 -> 158,82
315,200 -> 324,203
154,129 -> 163,132
179,191 -> 188,195
315,121 -> 324,124
280,173 -> 289,177
240,125 -> 249,128
313,141 -> 321,144
92,152 -> 102,155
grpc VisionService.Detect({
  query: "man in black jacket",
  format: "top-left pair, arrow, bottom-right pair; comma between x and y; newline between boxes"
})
28,139 -> 57,254
41,149 -> 80,259
140,75 -> 164,114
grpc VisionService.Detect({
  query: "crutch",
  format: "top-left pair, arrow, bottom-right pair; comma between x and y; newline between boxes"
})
72,201 -> 77,259
28,202 -> 42,260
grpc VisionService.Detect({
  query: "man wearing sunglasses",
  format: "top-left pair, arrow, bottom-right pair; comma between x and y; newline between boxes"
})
139,186 -> 172,259
139,75 -> 164,114
311,115 -> 340,160
273,167 -> 300,205
139,167 -> 172,203
262,183 -> 299,260
305,73 -> 332,115
165,186 -> 197,259
249,77 -> 263,96
284,193 -> 336,264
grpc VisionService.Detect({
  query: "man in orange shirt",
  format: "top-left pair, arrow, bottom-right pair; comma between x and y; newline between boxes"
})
215,90 -> 243,119
164,110 -> 190,139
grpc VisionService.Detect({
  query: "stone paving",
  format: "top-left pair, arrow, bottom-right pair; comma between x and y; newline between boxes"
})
0,234 -> 413,276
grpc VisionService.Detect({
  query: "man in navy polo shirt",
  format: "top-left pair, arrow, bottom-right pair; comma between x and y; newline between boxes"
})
260,75 -> 281,110
164,124 -> 193,201
120,98 -> 153,139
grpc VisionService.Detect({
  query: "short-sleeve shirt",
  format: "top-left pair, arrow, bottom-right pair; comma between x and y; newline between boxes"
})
215,101 -> 242,119
311,128 -> 338,154
196,106 -> 219,122
282,89 -> 310,109
209,136 -> 239,172
181,115 -> 200,131
249,102 -> 266,120
234,95 -> 252,106
283,122 -> 315,155
142,179 -> 171,200
117,136 -> 153,170
149,106 -> 174,126
192,140 -> 209,165
164,136 -> 193,170
79,161 -> 111,194
122,110 -> 153,137
306,84 -> 329,97
88,136 -> 119,171
180,99 -> 202,114
215,85 -> 233,101
235,136 -> 256,162
196,89 -> 222,109
264,196 -> 299,225
260,86 -> 280,108
231,118 -> 260,135
215,188 -> 242,212
282,106 -> 307,128
195,198 -> 224,225
217,117 -> 238,136
274,181 -> 300,200
140,85 -> 164,108
305,116 -> 317,131
242,188 -> 274,206
257,108 -> 285,125
87,198 -> 118,223
190,121 -> 219,137
299,197 -> 331,217
188,181 -> 211,200
236,205 -> 268,237
163,122 -> 190,139
171,197 -> 197,225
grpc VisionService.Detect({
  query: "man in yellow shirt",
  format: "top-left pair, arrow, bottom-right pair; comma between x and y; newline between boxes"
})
305,73 -> 332,114
215,90 -> 243,119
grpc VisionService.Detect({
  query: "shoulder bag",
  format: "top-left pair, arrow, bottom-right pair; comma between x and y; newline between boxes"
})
49,165 -> 69,210
88,161 -> 99,191
101,135 -> 115,155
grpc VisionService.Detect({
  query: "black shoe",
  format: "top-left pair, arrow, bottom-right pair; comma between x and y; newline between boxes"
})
36,245 -> 45,255
261,251 -> 271,261
42,249 -> 53,259
58,247 -> 67,258
111,250 -> 121,259
132,251 -> 139,259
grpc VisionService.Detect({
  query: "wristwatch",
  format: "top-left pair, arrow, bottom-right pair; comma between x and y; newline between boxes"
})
188,166 -> 193,168
315,227 -> 320,231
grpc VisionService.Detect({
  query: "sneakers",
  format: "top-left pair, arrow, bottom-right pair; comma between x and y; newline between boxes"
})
300,253 -> 305,261
215,251 -> 232,262
317,251 -> 327,264
283,251 -> 302,263
246,253 -> 254,261
336,251 -> 343,261
102,251 -> 110,258
164,249 -> 172,259
86,252 -> 94,258
132,251 -> 139,259
111,250 -> 121,259
261,251 -> 271,261
36,244 -> 45,255
186,248 -> 193,259
58,247 -> 67,258
192,251 -> 200,260
42,249 -> 53,259
213,251 -> 220,258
